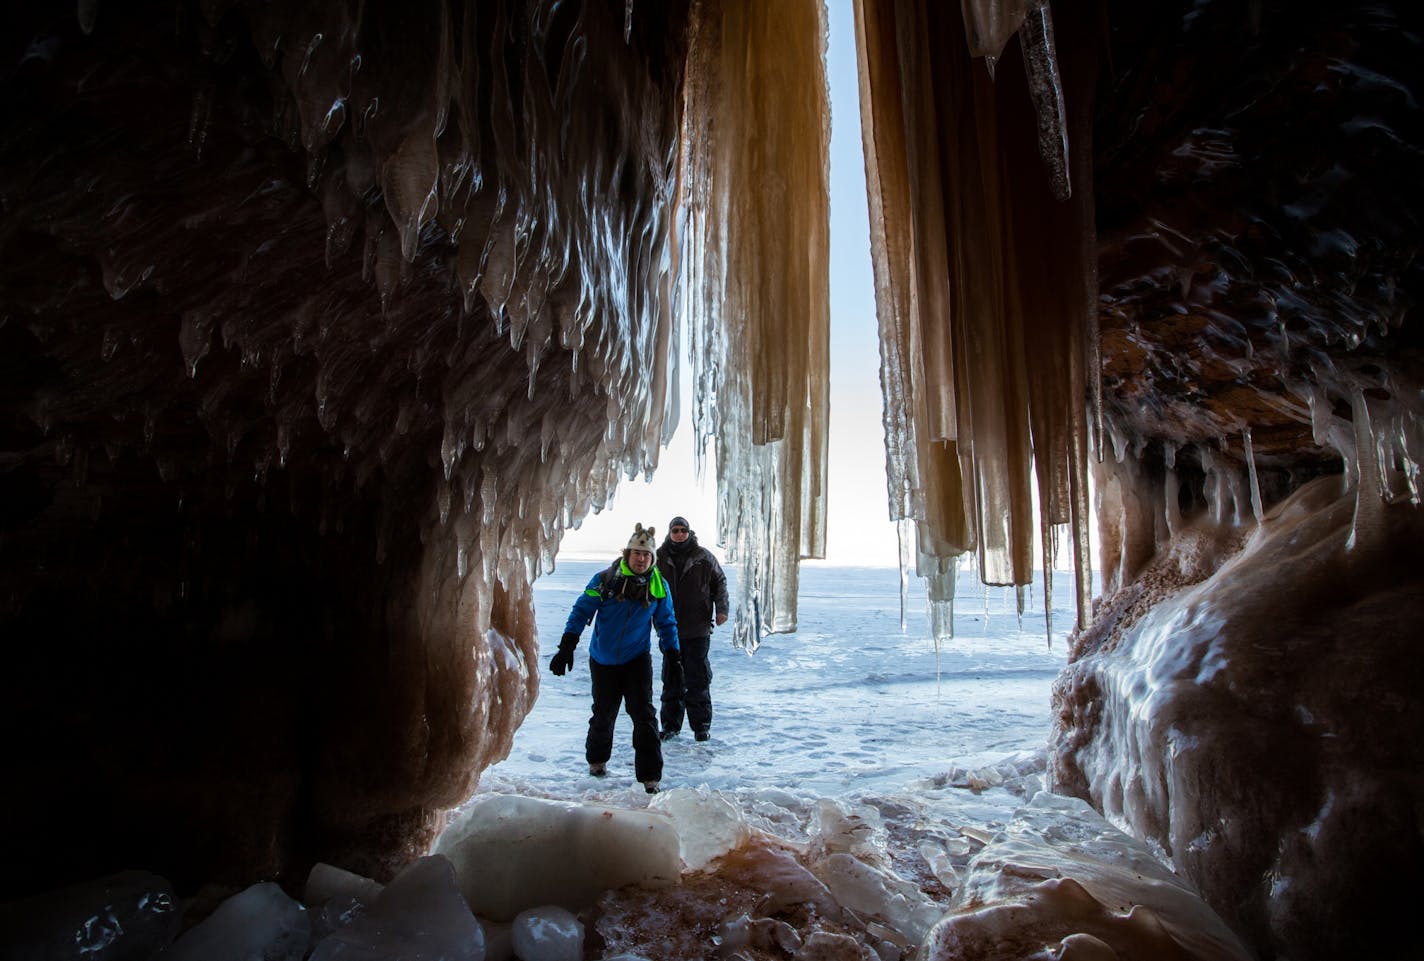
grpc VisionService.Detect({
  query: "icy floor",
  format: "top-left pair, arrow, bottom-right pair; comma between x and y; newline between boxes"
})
470,561 -> 1076,835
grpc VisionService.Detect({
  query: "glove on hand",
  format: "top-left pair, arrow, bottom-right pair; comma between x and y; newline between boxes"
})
664,649 -> 685,695
549,632 -> 579,676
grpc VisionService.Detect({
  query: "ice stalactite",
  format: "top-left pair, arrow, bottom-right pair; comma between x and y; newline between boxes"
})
679,0 -> 831,650
853,0 -> 1097,642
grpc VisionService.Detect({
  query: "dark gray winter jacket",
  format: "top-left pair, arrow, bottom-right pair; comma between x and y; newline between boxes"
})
656,532 -> 730,639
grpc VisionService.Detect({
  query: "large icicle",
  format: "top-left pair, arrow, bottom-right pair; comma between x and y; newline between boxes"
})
680,0 -> 831,650
853,0 -> 1098,641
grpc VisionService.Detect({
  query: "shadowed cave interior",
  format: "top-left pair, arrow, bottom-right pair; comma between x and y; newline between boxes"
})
1,1 -> 1421,959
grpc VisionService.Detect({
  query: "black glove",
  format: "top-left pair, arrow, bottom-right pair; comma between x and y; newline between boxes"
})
549,632 -> 579,676
664,648 -> 684,695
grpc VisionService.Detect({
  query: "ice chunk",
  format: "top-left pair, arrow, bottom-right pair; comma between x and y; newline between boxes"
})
807,798 -> 886,861
813,853 -> 946,949
304,863 -> 384,910
308,855 -> 483,960
648,786 -> 752,870
162,882 -> 309,961
794,930 -> 881,961
928,793 -> 1253,961
510,905 -> 583,961
303,863 -> 384,944
432,793 -> 680,921
0,870 -> 180,961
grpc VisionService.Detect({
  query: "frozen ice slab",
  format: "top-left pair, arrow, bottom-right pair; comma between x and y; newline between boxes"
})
648,787 -> 752,870
433,793 -> 680,921
308,855 -> 483,960
162,882 -> 308,961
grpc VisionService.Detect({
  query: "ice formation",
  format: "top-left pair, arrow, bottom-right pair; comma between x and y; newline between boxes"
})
679,0 -> 832,649
925,793 -> 1253,961
431,793 -> 681,920
1052,475 -> 1424,960
852,0 -> 1097,642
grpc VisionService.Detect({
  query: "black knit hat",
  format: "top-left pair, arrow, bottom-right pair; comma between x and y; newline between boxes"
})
669,516 -> 690,531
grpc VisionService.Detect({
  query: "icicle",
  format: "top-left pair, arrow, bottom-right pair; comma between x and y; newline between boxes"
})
77,0 -> 98,35
1164,467 -> 1181,539
897,518 -> 913,632
1243,425 -> 1264,524
1019,0 -> 1071,201
1347,388 -> 1385,553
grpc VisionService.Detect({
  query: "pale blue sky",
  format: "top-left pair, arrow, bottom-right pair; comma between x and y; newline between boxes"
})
557,0 -> 902,566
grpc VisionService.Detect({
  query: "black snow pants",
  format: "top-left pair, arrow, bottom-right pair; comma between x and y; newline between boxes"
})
660,634 -> 712,735
587,651 -> 663,782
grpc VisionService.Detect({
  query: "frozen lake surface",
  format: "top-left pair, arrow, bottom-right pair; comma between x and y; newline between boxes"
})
473,561 -> 1076,818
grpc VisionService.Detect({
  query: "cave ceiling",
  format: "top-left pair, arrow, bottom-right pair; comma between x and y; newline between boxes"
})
1093,1 -> 1423,472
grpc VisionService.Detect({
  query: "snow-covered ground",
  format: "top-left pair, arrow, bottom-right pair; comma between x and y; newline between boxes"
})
473,561 -> 1076,826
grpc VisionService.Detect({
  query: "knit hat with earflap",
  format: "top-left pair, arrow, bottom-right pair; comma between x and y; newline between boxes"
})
626,523 -> 658,553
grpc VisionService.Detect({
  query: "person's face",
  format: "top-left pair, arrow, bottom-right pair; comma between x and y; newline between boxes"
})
628,549 -> 654,573
669,524 -> 690,543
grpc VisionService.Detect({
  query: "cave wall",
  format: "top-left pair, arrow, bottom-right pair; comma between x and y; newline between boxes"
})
1049,3 -> 1424,958
0,0 -> 692,895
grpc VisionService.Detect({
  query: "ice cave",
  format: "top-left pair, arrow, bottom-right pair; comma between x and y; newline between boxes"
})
1,1 -> 1420,959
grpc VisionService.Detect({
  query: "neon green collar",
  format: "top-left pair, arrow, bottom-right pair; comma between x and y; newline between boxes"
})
619,559 -> 667,598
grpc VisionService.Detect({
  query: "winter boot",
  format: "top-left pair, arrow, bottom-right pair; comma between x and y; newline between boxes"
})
643,780 -> 660,794
589,762 -> 607,777
694,729 -> 710,742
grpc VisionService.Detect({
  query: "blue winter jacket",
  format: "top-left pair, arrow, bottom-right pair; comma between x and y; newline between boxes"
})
564,560 -> 680,666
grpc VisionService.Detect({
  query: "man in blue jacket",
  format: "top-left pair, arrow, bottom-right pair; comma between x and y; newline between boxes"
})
550,523 -> 681,794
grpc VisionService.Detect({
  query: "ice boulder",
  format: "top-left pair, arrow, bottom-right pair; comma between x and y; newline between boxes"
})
304,863 -> 384,909
0,870 -> 180,961
303,863 -> 385,944
510,905 -> 584,961
924,793 -> 1253,961
308,855 -> 484,960
433,793 -> 680,920
161,882 -> 308,961
648,786 -> 752,870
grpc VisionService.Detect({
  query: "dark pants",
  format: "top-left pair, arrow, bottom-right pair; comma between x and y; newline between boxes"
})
660,634 -> 712,734
587,652 -> 662,782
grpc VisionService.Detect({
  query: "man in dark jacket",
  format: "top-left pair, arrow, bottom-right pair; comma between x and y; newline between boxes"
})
551,522 -> 680,793
656,516 -> 729,742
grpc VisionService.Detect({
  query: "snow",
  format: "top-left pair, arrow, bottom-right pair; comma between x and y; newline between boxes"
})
472,560 -> 1074,812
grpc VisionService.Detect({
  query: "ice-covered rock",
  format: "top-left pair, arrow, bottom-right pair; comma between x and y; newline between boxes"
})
433,793 -> 680,921
161,882 -> 309,961
510,905 -> 583,961
924,793 -> 1252,961
648,786 -> 752,870
0,870 -> 180,961
308,855 -> 483,960
1054,475 -> 1424,959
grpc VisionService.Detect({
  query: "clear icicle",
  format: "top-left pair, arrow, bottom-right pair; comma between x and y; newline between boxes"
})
1243,425 -> 1265,524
